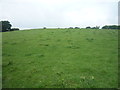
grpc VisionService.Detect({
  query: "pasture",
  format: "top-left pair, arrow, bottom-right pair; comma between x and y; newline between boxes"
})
2,29 -> 118,88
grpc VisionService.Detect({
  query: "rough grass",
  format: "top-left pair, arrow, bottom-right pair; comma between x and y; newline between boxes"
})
2,29 -> 118,88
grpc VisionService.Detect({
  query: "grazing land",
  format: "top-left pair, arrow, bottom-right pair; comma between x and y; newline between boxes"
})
2,29 -> 118,88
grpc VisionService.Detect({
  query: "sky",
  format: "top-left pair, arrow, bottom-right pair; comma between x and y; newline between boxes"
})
0,0 -> 119,29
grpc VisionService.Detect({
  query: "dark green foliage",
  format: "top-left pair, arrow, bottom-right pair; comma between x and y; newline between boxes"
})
10,28 -> 19,31
75,27 -> 80,29
86,26 -> 91,29
68,27 -> 73,29
43,27 -> 46,29
91,26 -> 100,29
0,21 -> 19,32
102,25 -> 120,29
1,21 -> 12,32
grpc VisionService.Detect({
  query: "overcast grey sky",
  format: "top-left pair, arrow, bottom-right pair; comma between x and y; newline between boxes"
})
0,0 -> 119,29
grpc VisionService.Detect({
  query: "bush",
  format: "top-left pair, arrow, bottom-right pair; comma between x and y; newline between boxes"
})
43,27 -> 46,29
75,27 -> 80,29
68,27 -> 73,29
86,26 -> 91,29
102,25 -> 120,29
10,28 -> 19,31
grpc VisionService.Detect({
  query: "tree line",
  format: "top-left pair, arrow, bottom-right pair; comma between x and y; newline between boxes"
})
0,20 -> 120,32
0,21 -> 19,32
101,25 -> 120,29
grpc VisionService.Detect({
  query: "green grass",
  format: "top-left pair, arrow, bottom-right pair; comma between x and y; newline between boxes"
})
2,29 -> 118,88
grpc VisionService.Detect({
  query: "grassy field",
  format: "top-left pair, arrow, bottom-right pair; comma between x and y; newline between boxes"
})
2,29 -> 118,88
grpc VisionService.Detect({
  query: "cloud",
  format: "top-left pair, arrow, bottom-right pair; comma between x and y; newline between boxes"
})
0,0 -> 118,29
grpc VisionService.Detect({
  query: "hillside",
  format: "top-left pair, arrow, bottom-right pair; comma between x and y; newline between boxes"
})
2,29 -> 118,88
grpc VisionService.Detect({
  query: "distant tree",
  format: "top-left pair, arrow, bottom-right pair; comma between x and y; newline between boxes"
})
118,26 -> 120,29
86,26 -> 91,29
68,27 -> 73,29
1,21 -> 12,32
95,26 -> 100,29
43,27 -> 46,29
75,27 -> 80,29
102,25 -> 108,29
102,25 -> 119,29
91,27 -> 94,29
10,28 -> 19,31
91,26 -> 100,29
